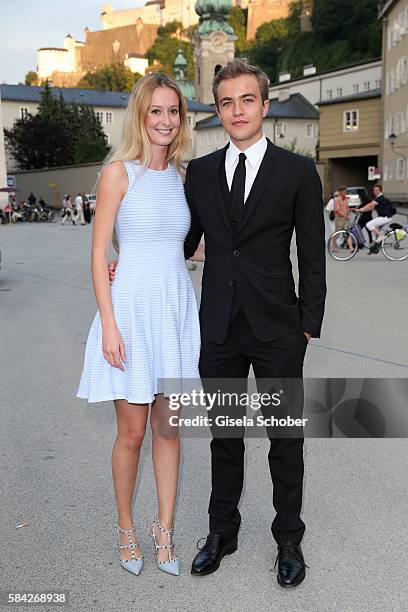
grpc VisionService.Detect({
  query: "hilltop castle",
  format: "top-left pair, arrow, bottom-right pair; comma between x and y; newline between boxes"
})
36,1 -> 312,88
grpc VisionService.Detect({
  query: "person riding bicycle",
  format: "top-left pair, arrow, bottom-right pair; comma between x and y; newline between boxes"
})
357,185 -> 395,252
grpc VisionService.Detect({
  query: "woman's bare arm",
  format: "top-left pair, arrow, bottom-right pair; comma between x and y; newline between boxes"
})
92,161 -> 127,369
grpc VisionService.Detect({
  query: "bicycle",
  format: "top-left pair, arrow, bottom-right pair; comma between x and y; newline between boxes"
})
328,210 -> 408,261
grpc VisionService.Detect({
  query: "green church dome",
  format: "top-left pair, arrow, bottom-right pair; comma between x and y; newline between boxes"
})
194,0 -> 234,36
173,50 -> 196,100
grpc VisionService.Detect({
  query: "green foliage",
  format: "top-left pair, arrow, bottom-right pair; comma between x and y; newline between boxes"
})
248,0 -> 382,83
78,64 -> 142,92
68,104 -> 109,165
248,19 -> 289,82
25,71 -> 38,86
146,20 -> 194,80
4,82 -> 109,170
228,7 -> 249,56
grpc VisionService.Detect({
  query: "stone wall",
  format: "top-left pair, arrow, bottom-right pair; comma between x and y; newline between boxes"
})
80,23 -> 159,73
247,0 -> 291,40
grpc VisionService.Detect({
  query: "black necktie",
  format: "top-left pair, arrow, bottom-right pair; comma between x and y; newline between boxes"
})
230,152 -> 246,220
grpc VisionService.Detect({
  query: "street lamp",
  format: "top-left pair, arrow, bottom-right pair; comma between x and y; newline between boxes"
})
388,133 -> 406,159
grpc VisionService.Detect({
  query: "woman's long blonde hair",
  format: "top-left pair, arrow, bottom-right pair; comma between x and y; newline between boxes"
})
106,72 -> 189,173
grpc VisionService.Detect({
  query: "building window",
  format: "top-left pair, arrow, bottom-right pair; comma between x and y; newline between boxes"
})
305,123 -> 317,138
96,111 -> 104,123
388,160 -> 395,180
375,79 -> 381,89
390,68 -> 396,92
187,116 -> 192,126
398,56 -> 408,86
276,122 -> 286,137
353,84 -> 359,94
326,89 -> 332,101
396,158 -> 406,180
20,107 -> 29,119
105,112 -> 113,124
336,87 -> 343,98
363,81 -> 370,91
343,109 -> 359,132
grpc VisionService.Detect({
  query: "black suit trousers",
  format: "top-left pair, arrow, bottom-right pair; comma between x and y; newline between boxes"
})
199,311 -> 308,545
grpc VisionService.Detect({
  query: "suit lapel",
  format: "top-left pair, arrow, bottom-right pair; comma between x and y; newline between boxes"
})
239,139 -> 277,233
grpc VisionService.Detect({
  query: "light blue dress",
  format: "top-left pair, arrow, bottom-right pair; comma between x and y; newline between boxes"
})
77,160 -> 201,404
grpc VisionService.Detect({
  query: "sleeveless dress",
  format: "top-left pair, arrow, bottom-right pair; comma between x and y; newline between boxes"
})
76,160 -> 201,404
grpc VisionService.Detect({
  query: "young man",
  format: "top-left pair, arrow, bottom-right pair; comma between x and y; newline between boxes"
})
184,60 -> 326,587
358,184 -> 394,245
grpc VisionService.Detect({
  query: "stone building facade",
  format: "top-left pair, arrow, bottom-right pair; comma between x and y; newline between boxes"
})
100,1 -> 199,31
246,0 -> 292,40
379,0 -> 408,203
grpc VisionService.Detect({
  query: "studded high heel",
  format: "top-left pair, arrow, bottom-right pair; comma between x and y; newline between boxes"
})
117,523 -> 144,576
148,516 -> 180,576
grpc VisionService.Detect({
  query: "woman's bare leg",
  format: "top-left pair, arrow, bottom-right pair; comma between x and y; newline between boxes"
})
150,394 -> 180,561
112,399 -> 149,560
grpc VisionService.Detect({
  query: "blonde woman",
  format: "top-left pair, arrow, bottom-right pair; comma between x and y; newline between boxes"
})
76,73 -> 201,577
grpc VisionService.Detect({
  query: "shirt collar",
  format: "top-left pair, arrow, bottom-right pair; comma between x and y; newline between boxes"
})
226,134 -> 267,169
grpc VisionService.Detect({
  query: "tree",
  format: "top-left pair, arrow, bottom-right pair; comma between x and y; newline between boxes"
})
146,20 -> 194,80
248,19 -> 289,82
78,64 -> 142,92
312,0 -> 353,42
4,83 -> 109,170
25,71 -> 38,86
228,7 -> 249,57
248,0 -> 382,83
68,104 -> 109,164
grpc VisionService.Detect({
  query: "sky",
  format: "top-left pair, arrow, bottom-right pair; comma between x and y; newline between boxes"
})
0,0 -> 146,84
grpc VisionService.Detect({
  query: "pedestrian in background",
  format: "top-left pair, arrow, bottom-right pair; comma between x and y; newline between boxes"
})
73,193 -> 86,225
61,194 -> 75,225
83,193 -> 91,224
325,190 -> 338,234
27,192 -> 36,207
332,186 -> 353,251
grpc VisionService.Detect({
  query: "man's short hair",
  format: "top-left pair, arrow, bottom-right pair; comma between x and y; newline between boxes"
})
212,59 -> 270,107
374,184 -> 382,190
338,185 -> 347,192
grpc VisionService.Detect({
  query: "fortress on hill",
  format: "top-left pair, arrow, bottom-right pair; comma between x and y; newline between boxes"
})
36,1 -> 310,88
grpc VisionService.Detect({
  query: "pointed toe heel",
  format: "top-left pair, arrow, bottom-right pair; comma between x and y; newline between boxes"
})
117,523 -> 144,576
149,516 -> 180,576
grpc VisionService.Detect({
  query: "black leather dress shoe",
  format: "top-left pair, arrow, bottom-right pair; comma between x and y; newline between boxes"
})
191,531 -> 238,576
275,543 -> 307,588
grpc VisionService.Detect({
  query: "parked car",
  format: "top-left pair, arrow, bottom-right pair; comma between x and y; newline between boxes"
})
346,186 -> 369,208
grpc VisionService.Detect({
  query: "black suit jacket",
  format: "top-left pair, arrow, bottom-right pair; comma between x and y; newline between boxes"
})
184,138 -> 326,344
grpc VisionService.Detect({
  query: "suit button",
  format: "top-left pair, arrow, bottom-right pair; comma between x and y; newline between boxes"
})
233,249 -> 240,256
228,280 -> 234,286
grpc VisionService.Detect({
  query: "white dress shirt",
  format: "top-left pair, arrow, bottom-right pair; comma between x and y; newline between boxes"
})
225,134 -> 268,203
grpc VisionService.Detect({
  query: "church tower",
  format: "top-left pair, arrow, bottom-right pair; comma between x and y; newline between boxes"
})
173,49 -> 196,100
193,0 -> 236,105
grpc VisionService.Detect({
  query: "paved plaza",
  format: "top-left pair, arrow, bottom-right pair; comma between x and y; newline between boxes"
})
1,219 -> 407,611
